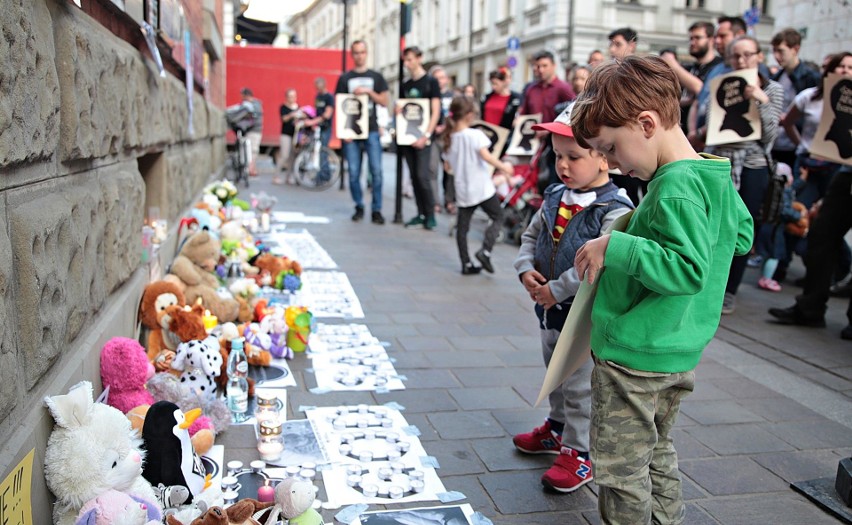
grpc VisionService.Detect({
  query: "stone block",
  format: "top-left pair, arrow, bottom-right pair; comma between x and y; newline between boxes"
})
61,182 -> 106,343
99,163 -> 144,293
0,199 -> 19,424
0,0 -> 60,167
50,2 -> 144,161
208,105 -> 226,137
8,175 -> 113,389
9,185 -> 72,389
191,91 -> 208,138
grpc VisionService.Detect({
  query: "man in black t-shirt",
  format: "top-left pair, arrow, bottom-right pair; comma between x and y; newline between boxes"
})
399,46 -> 441,230
335,40 -> 390,224
305,77 -> 335,182
661,21 -> 723,134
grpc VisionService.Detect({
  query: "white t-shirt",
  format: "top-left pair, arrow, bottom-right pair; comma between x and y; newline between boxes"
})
792,86 -> 823,155
444,128 -> 496,207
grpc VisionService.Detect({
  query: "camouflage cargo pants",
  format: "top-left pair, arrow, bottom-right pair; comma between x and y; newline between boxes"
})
590,356 -> 695,525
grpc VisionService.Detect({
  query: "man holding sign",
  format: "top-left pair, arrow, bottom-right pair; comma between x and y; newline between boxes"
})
336,40 -> 390,224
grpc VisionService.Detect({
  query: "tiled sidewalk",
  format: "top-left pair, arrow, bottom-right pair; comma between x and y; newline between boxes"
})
227,157 -> 850,524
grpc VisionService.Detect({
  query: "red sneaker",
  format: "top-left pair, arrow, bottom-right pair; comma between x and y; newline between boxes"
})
541,447 -> 594,493
512,420 -> 562,455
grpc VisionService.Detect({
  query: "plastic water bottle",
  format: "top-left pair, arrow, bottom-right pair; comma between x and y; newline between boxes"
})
226,337 -> 249,423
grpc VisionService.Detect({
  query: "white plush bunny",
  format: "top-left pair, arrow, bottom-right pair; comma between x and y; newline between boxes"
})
44,381 -> 161,525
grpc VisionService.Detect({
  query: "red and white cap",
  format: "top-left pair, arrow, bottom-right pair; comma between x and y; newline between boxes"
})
531,103 -> 575,138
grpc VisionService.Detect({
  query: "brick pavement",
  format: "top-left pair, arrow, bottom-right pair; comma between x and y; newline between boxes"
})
227,156 -> 850,524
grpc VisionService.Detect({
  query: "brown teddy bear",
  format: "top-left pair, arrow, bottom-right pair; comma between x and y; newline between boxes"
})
168,231 -> 240,323
140,281 -> 188,373
252,253 -> 302,287
165,500 -> 273,525
140,282 -> 213,373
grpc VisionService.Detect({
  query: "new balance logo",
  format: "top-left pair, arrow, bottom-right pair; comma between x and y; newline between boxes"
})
576,463 -> 591,479
540,438 -> 558,449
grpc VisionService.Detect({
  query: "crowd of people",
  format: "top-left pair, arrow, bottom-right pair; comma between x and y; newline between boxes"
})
236,18 -> 850,525
252,21 -> 850,337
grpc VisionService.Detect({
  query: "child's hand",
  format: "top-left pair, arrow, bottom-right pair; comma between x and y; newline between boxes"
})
534,283 -> 557,309
575,234 -> 611,284
521,270 -> 547,294
501,161 -> 514,174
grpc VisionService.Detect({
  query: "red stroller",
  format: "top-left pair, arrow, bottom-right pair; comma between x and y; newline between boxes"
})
498,144 -> 545,244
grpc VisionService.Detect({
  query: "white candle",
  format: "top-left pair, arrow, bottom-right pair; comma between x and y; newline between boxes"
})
258,442 -> 284,462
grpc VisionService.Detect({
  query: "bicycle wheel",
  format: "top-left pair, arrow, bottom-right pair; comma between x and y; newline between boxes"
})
294,146 -> 340,191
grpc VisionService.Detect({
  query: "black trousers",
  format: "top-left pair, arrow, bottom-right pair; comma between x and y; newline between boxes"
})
400,144 -> 436,218
456,194 -> 502,266
797,170 -> 852,323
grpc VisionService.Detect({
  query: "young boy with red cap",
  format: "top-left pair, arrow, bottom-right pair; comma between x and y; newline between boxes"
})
512,103 -> 633,493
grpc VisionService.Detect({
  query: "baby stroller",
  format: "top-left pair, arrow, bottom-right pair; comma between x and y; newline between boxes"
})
499,145 -> 545,244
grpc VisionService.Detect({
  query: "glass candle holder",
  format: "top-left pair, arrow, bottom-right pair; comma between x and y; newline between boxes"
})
255,392 -> 280,426
257,421 -> 284,462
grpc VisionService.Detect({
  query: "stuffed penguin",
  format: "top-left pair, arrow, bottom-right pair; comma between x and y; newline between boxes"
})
141,401 -> 211,502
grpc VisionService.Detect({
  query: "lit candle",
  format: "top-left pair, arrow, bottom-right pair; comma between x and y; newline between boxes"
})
202,310 -> 218,332
257,482 -> 275,503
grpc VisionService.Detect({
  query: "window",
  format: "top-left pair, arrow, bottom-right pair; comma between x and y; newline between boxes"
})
685,0 -> 705,8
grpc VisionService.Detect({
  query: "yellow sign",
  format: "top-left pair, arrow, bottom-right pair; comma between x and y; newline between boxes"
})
0,449 -> 34,525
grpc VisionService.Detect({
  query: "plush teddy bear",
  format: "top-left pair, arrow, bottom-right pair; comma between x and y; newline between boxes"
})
171,335 -> 223,402
139,281 -> 190,373
75,489 -> 161,525
44,381 -> 161,525
253,253 -> 302,279
166,500 -> 273,525
168,231 -> 240,323
257,479 -> 323,525
145,372 -> 230,436
100,337 -> 155,414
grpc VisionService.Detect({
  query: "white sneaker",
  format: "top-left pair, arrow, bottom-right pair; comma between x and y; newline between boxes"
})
721,292 -> 736,315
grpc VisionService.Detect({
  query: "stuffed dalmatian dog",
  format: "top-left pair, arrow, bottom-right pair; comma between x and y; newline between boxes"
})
171,335 -> 222,401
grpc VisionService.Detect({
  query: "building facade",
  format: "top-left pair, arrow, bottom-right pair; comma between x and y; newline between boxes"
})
0,2 -> 227,520
771,0 -> 852,64
288,0 -> 779,96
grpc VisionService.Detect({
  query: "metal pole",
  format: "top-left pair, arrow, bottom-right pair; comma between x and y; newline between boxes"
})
467,0 -> 474,82
567,0 -> 574,68
342,0 -> 349,72
394,1 -> 406,224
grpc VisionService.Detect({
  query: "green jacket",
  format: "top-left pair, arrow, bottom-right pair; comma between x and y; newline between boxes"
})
591,154 -> 753,373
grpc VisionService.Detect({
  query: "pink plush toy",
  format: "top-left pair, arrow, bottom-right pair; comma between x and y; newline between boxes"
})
75,489 -> 160,525
101,337 -> 155,414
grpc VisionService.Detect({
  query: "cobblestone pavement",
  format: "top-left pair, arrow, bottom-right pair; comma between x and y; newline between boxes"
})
223,155 -> 851,524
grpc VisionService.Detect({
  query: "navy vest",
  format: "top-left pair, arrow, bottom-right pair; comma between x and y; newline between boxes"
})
534,182 -> 633,330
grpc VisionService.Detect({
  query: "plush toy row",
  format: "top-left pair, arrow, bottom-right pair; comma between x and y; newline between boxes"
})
45,382 -> 322,525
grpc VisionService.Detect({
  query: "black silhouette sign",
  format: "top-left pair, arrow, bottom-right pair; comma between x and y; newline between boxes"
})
811,74 -> 852,165
506,113 -> 542,156
395,98 -> 431,146
707,68 -> 761,146
470,120 -> 509,174
335,94 -> 369,140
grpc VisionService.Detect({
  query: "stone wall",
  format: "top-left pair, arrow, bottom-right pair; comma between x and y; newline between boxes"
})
0,1 -> 225,520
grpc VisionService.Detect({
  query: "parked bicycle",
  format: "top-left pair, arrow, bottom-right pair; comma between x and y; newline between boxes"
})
292,123 -> 340,191
227,128 -> 251,188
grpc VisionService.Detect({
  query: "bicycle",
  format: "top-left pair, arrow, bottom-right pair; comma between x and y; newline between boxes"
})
292,124 -> 340,191
227,128 -> 251,188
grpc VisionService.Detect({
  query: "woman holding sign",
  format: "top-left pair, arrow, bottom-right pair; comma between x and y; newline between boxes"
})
780,52 -> 852,207
704,36 -> 784,314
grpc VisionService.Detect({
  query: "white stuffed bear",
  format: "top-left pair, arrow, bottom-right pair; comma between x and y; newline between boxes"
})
171,335 -> 222,402
44,381 -> 160,525
260,478 -> 323,525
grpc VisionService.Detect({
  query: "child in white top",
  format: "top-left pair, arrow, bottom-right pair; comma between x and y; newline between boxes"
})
442,96 -> 514,275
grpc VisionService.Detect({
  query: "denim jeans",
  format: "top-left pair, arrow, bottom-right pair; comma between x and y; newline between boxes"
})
319,126 -> 332,181
343,131 -> 383,212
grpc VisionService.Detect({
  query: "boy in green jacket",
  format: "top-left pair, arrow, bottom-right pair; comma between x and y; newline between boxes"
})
570,56 -> 753,524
